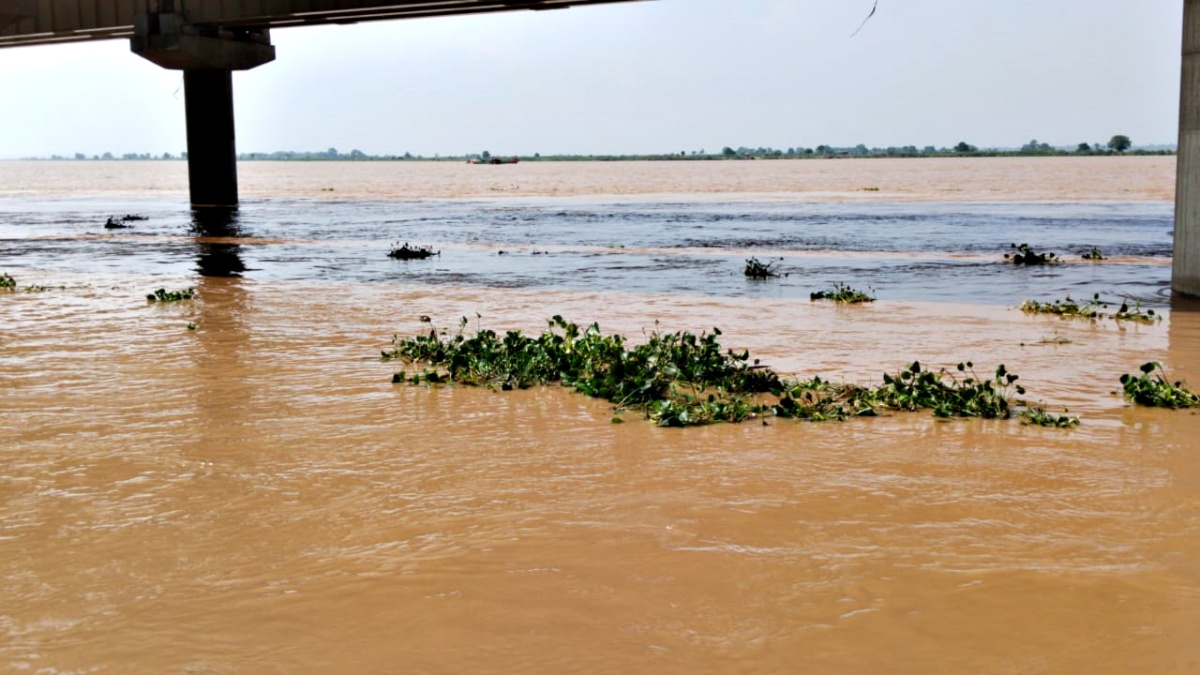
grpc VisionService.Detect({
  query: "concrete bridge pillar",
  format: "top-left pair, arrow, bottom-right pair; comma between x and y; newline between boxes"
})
183,70 -> 238,208
1176,0 -> 1200,296
131,13 -> 274,208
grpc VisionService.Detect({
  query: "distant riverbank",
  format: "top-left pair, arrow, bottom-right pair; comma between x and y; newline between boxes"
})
13,148 -> 1176,163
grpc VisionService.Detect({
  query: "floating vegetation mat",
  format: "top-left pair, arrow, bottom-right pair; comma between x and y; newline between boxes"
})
0,272 -> 15,290
1020,294 -> 1106,320
383,317 -> 1061,427
1021,294 -> 1161,323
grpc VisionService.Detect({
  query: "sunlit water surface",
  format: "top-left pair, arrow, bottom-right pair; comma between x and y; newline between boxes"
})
2,158 -> 1199,674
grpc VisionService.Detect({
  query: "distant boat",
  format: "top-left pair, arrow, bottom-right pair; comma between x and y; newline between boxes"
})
467,157 -> 520,165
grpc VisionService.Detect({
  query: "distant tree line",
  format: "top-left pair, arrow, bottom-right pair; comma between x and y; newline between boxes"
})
708,134 -> 1158,159
19,135 -> 1166,162
34,151 -> 182,161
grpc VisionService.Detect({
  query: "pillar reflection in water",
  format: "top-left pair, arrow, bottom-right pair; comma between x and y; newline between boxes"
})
191,207 -> 247,278
187,207 -> 253,462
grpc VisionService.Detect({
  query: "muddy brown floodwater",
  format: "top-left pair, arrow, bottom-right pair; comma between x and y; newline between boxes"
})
0,155 -> 1176,201
2,158 -> 1199,673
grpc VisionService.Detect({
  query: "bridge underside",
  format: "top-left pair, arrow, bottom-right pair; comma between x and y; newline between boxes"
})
0,0 -> 639,48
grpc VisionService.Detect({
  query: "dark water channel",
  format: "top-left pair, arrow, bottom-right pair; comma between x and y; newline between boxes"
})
0,197 -> 1174,304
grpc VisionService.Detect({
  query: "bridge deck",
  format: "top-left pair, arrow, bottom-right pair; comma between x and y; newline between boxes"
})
0,0 -> 642,48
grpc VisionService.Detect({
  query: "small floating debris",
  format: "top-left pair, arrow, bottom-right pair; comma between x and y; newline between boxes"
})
146,288 -> 195,302
1081,246 -> 1106,261
0,272 -> 15,289
1004,243 -> 1058,265
388,243 -> 439,260
1022,406 -> 1080,427
744,257 -> 782,279
104,214 -> 148,229
811,283 -> 875,304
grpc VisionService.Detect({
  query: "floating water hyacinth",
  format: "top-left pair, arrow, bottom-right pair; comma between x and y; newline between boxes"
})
1120,362 -> 1200,408
383,317 -> 1057,427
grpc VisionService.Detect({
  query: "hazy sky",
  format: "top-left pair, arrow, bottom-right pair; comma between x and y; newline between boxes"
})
0,0 -> 1184,157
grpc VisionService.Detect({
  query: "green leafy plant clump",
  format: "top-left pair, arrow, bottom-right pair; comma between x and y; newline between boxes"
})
1081,247 -> 1106,261
0,272 -> 15,289
1005,243 -> 1059,265
1120,362 -> 1200,408
388,242 -> 439,260
146,288 -> 195,302
810,283 -> 875,304
744,257 -> 782,279
383,317 -> 1056,427
864,361 -> 1024,419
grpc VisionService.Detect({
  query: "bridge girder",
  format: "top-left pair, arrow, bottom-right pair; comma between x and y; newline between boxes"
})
0,0 -> 643,49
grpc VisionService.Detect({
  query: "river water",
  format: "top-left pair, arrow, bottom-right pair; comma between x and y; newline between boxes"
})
2,158 -> 1199,673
